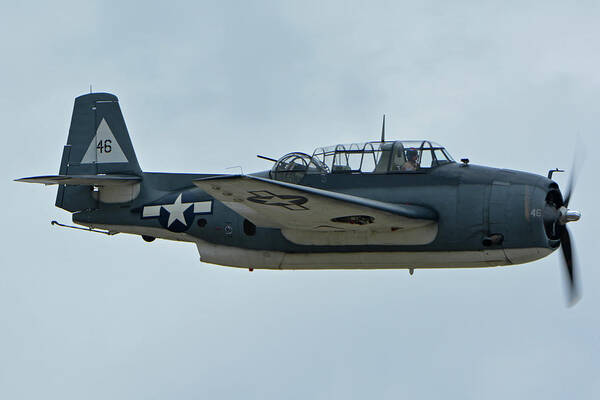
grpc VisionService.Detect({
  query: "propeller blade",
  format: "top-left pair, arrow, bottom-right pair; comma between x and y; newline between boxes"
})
559,226 -> 580,306
563,162 -> 578,207
563,182 -> 573,208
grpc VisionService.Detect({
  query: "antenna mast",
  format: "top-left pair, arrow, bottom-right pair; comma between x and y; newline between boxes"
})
380,114 -> 386,142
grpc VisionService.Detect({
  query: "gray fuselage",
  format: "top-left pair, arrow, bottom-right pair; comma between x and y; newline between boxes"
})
72,162 -> 558,269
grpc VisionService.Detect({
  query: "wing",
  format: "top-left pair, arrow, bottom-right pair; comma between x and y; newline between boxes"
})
16,174 -> 141,186
194,175 -> 438,245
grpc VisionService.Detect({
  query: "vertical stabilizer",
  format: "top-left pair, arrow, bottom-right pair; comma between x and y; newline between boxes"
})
56,93 -> 142,211
62,93 -> 141,175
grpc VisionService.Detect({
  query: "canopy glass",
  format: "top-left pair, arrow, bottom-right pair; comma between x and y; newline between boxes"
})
270,140 -> 454,183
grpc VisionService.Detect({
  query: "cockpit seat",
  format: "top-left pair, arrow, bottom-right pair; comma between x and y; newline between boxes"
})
390,142 -> 406,171
374,143 -> 394,173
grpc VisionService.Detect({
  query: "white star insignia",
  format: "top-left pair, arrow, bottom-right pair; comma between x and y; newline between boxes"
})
142,195 -> 212,229
161,194 -> 192,227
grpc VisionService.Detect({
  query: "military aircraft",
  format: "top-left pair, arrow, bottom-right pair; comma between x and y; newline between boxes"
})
17,93 -> 582,304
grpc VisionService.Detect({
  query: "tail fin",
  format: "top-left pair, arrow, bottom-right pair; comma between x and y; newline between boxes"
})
56,93 -> 142,211
61,93 -> 141,175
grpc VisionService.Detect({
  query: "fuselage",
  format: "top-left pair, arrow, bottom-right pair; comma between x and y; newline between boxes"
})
72,162 -> 559,270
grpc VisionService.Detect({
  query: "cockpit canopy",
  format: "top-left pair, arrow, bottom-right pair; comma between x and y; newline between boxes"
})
271,140 -> 454,183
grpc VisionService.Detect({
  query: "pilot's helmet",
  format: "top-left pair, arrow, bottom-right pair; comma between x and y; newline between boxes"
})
406,148 -> 419,161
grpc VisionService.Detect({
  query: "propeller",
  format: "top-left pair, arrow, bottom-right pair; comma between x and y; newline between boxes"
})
555,168 -> 581,306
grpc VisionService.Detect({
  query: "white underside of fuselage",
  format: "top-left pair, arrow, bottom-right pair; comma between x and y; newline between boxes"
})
82,223 -> 554,270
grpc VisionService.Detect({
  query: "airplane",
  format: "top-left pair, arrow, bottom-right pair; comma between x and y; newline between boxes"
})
17,92 -> 582,304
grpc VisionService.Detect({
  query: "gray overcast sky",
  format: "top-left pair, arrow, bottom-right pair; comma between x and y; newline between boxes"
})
1,1 -> 599,399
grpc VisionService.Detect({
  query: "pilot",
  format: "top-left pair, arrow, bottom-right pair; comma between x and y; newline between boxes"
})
401,148 -> 420,171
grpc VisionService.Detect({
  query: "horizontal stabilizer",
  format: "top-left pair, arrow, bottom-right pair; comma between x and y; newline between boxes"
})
16,174 -> 141,186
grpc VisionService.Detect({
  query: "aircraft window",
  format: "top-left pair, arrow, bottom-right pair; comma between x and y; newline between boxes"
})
332,145 -> 352,173
360,143 -> 379,172
331,143 -> 362,173
313,147 -> 335,173
420,147 -> 434,168
310,140 -> 455,175
346,143 -> 363,171
433,148 -> 453,165
307,157 -> 330,174
271,152 -> 327,183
